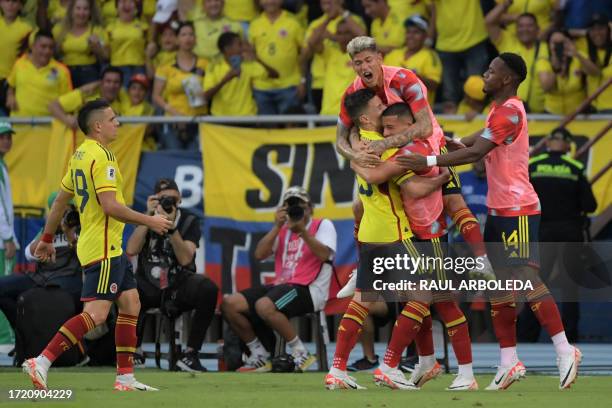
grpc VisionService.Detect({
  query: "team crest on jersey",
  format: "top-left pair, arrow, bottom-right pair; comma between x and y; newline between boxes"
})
107,166 -> 116,180
47,68 -> 59,82
279,28 -> 288,38
110,283 -> 118,294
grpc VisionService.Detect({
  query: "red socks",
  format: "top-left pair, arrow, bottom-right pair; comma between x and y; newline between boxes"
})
490,295 -> 517,348
435,301 -> 472,364
415,314 -> 434,356
383,301 -> 429,368
527,284 -> 564,337
42,312 -> 95,362
332,301 -> 369,371
116,314 -> 138,375
452,208 -> 486,257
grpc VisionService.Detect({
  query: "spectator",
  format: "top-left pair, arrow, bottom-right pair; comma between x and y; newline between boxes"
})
520,127 -> 597,343
223,0 -> 258,28
52,0 -> 109,87
494,0 -> 560,40
0,122 -> 16,348
362,0 -> 405,55
6,30 -> 72,117
48,0 -> 71,27
383,15 -> 441,107
221,186 -> 336,372
430,0 -> 490,111
127,178 -> 218,372
0,191 -> 83,348
145,22 -> 177,78
537,30 -> 599,114
204,32 -> 277,116
48,66 -> 125,129
0,0 -> 33,116
486,6 -> 549,112
304,0 -> 366,113
248,0 -> 305,115
387,0 -> 428,22
123,73 -> 154,115
319,20 -> 356,115
152,21 -> 207,149
107,0 -> 148,87
190,0 -> 243,61
581,14 -> 611,112
456,75 -> 489,121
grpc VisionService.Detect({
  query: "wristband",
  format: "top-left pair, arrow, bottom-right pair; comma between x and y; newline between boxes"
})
426,155 -> 437,167
41,233 -> 54,243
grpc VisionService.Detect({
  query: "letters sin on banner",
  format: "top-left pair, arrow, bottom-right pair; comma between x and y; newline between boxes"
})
5,122 -> 146,213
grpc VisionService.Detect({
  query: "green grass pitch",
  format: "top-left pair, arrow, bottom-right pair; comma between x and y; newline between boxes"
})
1,368 -> 610,408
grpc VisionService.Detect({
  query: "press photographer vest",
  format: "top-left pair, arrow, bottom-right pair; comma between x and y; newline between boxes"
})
32,233 -> 80,286
274,219 -> 324,286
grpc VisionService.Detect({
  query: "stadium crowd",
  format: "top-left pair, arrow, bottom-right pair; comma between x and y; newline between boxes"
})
0,0 -> 610,149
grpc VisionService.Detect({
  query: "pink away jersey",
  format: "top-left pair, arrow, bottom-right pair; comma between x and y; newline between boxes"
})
480,97 -> 540,216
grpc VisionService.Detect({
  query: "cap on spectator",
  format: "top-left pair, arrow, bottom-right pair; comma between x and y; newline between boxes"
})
404,14 -> 429,32
154,178 -> 179,193
463,76 -> 486,102
128,73 -> 150,89
153,0 -> 178,24
283,186 -> 311,204
588,14 -> 609,27
0,122 -> 15,135
548,127 -> 573,142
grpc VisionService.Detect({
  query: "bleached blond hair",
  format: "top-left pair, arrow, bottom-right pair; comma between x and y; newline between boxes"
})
346,36 -> 378,59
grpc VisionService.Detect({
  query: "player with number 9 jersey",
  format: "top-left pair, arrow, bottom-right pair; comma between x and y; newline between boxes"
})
60,140 -> 125,266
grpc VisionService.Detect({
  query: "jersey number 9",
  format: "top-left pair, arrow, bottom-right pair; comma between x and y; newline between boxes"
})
73,169 -> 89,212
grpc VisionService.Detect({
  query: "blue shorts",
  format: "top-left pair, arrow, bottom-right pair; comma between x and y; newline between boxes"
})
81,254 -> 137,301
484,214 -> 540,269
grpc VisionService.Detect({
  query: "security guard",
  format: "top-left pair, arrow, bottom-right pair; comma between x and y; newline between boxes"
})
518,127 -> 597,343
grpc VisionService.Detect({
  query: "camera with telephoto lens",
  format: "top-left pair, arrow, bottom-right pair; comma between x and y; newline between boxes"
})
159,195 -> 177,213
62,204 -> 80,228
286,197 -> 305,221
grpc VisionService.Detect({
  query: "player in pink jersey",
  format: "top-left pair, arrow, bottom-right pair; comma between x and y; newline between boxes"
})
336,36 -> 494,280
397,53 -> 582,391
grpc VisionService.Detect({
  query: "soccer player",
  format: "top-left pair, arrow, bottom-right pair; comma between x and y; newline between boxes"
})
351,103 -> 477,391
336,36 -> 493,279
396,53 -> 582,390
325,88 -> 438,391
23,99 -> 173,391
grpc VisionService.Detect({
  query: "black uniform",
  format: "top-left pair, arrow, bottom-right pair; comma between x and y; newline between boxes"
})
517,151 -> 597,342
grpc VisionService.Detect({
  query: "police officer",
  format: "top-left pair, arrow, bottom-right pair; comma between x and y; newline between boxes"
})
518,127 -> 597,342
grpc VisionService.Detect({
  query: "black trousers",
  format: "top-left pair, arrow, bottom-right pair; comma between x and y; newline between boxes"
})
136,273 -> 218,351
517,221 -> 583,343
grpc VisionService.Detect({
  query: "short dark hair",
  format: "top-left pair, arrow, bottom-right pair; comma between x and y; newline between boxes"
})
175,21 -> 194,35
517,12 -> 538,25
382,103 -> 414,122
217,31 -> 240,53
344,88 -> 376,125
498,52 -> 527,84
101,65 -> 123,83
34,29 -> 54,43
77,99 -> 111,135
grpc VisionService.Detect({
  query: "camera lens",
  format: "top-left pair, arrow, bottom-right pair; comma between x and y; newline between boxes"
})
159,196 -> 177,212
287,205 -> 304,221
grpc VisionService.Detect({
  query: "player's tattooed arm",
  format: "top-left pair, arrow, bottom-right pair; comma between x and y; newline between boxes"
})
366,109 -> 433,155
336,122 -> 381,168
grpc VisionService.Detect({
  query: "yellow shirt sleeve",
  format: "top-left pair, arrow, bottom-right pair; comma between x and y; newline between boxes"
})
244,60 -> 267,80
60,165 -> 74,193
58,89 -> 84,113
92,154 -> 118,193
422,50 -> 442,83
155,64 -> 168,81
202,62 -> 221,91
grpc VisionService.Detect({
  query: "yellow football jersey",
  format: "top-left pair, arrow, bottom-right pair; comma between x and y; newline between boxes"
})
356,129 -> 413,244
60,139 -> 125,266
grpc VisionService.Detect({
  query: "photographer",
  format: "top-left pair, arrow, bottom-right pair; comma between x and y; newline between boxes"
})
222,186 -> 337,372
127,179 -> 218,372
0,192 -> 82,338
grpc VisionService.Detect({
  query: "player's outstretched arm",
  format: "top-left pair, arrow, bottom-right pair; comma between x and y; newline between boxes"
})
34,189 -> 73,262
98,191 -> 172,234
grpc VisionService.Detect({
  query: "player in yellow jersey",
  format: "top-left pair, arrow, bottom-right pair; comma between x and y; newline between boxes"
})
325,88 -> 434,391
23,100 -> 172,392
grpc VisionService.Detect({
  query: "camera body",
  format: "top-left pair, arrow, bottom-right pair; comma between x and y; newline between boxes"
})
62,204 -> 80,229
159,195 -> 177,213
286,197 -> 305,221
